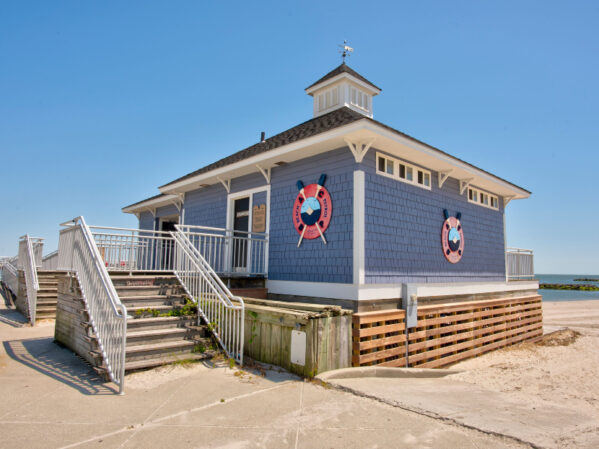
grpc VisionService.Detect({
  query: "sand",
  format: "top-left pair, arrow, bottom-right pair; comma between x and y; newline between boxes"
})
448,299 -> 599,448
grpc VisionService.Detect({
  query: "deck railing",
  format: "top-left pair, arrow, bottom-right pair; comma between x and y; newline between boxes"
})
42,250 -> 59,270
506,247 -> 535,280
89,226 -> 175,272
177,225 -> 268,276
58,217 -> 127,394
172,227 -> 244,364
18,236 -> 43,324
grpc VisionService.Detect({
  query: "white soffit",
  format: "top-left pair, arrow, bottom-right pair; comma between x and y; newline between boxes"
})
122,194 -> 180,214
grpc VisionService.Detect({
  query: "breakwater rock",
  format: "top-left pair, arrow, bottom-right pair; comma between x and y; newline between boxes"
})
540,283 -> 599,291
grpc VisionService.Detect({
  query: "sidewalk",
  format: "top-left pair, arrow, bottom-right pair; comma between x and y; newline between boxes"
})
0,294 -> 526,449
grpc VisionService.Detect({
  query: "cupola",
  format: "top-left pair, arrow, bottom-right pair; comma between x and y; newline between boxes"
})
305,63 -> 381,118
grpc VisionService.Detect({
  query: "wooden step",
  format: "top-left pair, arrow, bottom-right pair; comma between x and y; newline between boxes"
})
127,305 -> 179,316
126,316 -> 195,331
126,328 -> 188,345
125,340 -> 197,361
120,295 -> 179,307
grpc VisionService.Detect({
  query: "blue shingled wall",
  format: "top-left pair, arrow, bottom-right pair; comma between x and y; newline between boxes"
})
183,185 -> 228,228
155,203 -> 179,218
139,211 -> 154,231
363,149 -> 506,283
268,147 -> 355,284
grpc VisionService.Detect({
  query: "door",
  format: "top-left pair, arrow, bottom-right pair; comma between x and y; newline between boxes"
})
160,220 -> 178,270
232,197 -> 249,272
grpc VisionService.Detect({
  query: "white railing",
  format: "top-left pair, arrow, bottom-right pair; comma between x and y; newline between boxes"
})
89,226 -> 175,272
42,250 -> 59,270
58,217 -> 127,394
177,225 -> 268,276
172,227 -> 245,364
506,247 -> 535,280
1,256 -> 19,296
19,236 -> 42,324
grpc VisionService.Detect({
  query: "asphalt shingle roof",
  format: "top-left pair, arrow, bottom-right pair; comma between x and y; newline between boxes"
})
305,63 -> 381,92
160,107 -> 365,189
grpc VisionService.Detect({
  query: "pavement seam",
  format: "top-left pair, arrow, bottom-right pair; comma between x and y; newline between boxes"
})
324,381 -> 541,449
293,381 -> 305,449
57,380 -> 294,449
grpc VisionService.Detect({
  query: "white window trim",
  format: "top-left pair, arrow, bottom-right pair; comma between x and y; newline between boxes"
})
375,152 -> 432,190
467,186 -> 499,210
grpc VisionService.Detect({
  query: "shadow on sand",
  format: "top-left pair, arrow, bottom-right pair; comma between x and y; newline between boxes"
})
3,337 -> 117,395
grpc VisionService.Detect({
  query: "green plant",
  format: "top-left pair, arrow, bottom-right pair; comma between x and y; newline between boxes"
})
247,310 -> 259,345
228,358 -> 235,369
192,343 -> 206,354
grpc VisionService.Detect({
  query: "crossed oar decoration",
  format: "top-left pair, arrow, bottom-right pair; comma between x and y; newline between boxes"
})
297,174 -> 327,247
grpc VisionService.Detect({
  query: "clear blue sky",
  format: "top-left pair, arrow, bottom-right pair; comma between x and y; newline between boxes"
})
1,1 -> 598,274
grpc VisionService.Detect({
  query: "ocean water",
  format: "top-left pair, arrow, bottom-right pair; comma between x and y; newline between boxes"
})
536,274 -> 599,302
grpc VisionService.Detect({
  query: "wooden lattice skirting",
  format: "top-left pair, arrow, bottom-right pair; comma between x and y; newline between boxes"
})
352,295 -> 543,369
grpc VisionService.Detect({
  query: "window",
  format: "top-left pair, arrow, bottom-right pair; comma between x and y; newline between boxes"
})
376,152 -> 431,190
377,155 -> 394,177
468,187 -> 499,210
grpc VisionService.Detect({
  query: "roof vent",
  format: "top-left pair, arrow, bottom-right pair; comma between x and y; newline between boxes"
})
260,131 -> 265,142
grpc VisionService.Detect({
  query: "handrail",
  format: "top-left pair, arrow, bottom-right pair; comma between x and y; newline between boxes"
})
58,217 -> 127,394
172,226 -> 244,364
177,224 -> 268,276
19,236 -> 40,324
0,257 -> 19,296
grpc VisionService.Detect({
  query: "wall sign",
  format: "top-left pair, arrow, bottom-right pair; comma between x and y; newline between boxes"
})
252,204 -> 266,233
293,174 -> 331,247
441,209 -> 464,263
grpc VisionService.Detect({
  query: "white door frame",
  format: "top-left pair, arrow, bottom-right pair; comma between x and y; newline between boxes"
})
226,185 -> 271,274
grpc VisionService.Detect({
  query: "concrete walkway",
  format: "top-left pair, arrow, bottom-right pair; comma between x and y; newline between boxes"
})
0,295 -> 527,449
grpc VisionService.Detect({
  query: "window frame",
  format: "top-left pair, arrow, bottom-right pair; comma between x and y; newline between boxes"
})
375,152 -> 432,191
467,187 -> 499,210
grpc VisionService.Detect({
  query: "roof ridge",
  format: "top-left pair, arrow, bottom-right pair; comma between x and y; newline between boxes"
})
305,63 -> 381,91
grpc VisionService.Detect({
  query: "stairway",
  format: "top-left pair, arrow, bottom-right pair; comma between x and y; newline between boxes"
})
89,273 -> 217,375
35,270 -> 62,320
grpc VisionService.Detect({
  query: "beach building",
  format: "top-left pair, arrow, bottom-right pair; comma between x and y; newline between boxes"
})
3,61 -> 539,393
122,62 -> 537,311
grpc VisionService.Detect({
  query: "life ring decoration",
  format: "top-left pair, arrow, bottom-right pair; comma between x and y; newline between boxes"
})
293,174 -> 332,247
441,209 -> 464,263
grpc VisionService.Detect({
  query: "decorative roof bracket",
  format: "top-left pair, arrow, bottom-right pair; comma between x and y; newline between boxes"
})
503,195 -> 515,207
459,178 -> 474,195
438,170 -> 453,189
217,177 -> 231,193
345,138 -> 375,163
256,164 -> 271,184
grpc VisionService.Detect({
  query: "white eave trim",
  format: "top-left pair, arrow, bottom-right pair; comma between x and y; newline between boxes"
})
160,119 -> 530,200
122,194 -> 180,214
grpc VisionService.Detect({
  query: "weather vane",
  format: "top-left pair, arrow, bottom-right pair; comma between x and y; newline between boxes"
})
338,40 -> 353,63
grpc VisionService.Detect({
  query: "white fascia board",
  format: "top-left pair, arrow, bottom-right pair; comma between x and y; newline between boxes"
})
305,73 -> 381,96
122,194 -> 180,214
362,122 -> 531,199
159,121 -> 369,194
414,280 -> 539,298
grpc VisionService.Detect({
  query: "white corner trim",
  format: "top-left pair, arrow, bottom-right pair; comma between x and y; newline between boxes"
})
353,170 -> 365,285
345,138 -> 374,163
217,177 -> 231,193
459,178 -> 474,195
438,170 -> 452,188
256,164 -> 271,184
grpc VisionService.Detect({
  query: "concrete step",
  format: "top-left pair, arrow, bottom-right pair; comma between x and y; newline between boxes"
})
124,351 -> 216,371
126,316 -> 196,331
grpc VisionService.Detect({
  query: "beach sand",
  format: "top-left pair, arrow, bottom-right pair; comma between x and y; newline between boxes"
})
448,299 -> 599,448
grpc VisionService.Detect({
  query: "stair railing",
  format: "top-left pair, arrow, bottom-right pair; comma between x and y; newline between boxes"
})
18,235 -> 42,324
0,256 -> 19,297
172,227 -> 245,364
58,217 -> 127,394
